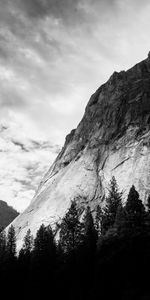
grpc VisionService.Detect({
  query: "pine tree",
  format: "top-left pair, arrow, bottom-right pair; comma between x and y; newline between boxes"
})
33,224 -> 47,256
125,185 -> 145,230
18,229 -> 34,276
114,203 -> 127,233
0,231 -> 6,262
95,204 -> 103,236
59,200 -> 83,253
83,206 -> 98,254
0,231 -> 6,254
33,224 -> 56,270
5,225 -> 17,284
31,223 -> 57,295
146,194 -> 150,213
34,224 -> 55,255
102,176 -> 123,234
6,225 -> 16,258
145,194 -> 150,229
23,229 -> 33,254
45,225 -> 57,263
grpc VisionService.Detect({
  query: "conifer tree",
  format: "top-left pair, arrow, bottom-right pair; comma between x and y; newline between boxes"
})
125,185 -> 145,230
34,224 -> 55,255
0,231 -> 6,261
59,200 -> 83,253
5,225 -> 17,283
145,194 -> 150,229
95,204 -> 103,236
83,206 -> 98,254
18,229 -> 34,275
33,224 -> 47,256
23,229 -> 33,254
146,194 -> 150,213
6,225 -> 16,258
0,231 -> 6,253
33,224 -> 56,272
30,224 -> 56,299
102,176 -> 123,234
114,203 -> 127,233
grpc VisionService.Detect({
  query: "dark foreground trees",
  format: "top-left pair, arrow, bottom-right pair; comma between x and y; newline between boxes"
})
1,179 -> 150,300
59,200 -> 84,253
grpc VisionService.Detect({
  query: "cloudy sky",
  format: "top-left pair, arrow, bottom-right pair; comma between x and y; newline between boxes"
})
0,0 -> 150,212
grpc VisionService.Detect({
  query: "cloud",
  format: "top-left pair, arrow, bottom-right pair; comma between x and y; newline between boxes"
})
0,113 -> 59,212
18,0 -> 85,22
0,0 -> 150,136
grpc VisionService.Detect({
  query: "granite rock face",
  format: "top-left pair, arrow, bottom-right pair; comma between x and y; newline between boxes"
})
12,53 -> 150,249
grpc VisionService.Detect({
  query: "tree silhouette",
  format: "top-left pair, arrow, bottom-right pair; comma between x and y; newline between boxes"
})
102,177 -> 123,234
146,194 -> 150,213
59,200 -> 84,254
18,229 -> 33,281
125,185 -> 145,230
95,204 -> 103,236
83,206 -> 98,255
0,231 -> 6,258
23,229 -> 33,254
32,224 -> 56,276
114,203 -> 127,234
6,225 -> 16,259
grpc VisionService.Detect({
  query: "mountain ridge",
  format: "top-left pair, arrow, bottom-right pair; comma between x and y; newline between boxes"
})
0,200 -> 19,229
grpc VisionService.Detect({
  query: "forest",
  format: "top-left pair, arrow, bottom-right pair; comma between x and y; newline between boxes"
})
0,177 -> 150,300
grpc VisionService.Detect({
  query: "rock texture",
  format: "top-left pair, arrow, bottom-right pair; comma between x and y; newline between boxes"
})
11,53 -> 150,249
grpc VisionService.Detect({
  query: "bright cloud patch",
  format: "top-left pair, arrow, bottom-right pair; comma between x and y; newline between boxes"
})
0,114 -> 59,212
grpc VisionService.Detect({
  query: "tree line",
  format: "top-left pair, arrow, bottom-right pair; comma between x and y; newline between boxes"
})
1,177 -> 150,300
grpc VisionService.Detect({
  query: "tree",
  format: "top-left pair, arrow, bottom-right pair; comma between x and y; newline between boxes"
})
33,224 -> 56,270
18,229 -> 34,276
114,203 -> 128,234
31,223 -> 57,296
83,206 -> 98,254
146,194 -> 150,213
33,224 -> 55,256
0,231 -> 6,257
0,231 -> 6,270
59,200 -> 83,254
102,177 -> 123,234
5,225 -> 17,286
125,186 -> 145,230
6,225 -> 16,259
33,224 -> 47,256
23,229 -> 33,254
95,204 -> 103,236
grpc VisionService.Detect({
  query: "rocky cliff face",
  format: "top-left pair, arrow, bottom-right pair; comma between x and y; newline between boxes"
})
12,53 -> 150,249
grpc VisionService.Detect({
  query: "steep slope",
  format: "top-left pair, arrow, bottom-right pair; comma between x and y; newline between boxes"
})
12,52 -> 150,249
0,200 -> 19,230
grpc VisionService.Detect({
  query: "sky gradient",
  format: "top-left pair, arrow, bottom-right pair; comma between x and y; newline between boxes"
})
0,0 -> 150,211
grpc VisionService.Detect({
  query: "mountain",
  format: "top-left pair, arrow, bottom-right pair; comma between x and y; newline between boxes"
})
0,200 -> 19,230
11,52 -> 150,249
